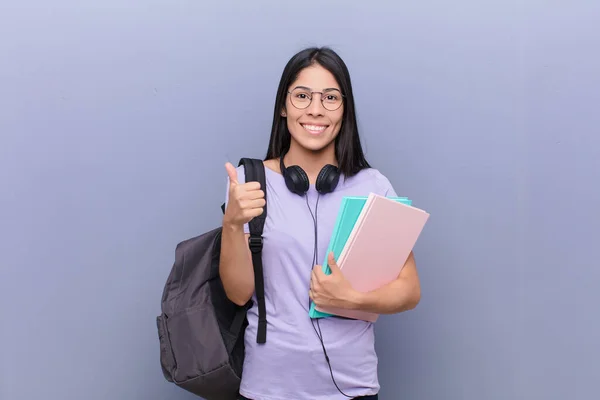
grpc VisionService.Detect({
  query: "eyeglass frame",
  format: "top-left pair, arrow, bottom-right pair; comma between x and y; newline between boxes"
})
286,86 -> 345,111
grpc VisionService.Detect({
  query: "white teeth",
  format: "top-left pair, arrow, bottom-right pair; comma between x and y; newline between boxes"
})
302,124 -> 326,133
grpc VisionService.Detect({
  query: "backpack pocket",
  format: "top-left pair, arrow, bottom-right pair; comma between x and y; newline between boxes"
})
163,304 -> 229,382
156,314 -> 176,381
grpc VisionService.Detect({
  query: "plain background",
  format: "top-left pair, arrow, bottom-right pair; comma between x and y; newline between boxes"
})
1,1 -> 599,399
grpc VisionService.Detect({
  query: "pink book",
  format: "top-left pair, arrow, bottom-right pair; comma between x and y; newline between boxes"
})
315,193 -> 430,322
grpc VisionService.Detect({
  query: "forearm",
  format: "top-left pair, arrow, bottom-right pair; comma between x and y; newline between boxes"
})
219,222 -> 254,306
352,275 -> 420,314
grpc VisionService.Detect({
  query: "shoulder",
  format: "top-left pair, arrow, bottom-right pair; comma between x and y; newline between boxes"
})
263,158 -> 280,173
345,167 -> 397,196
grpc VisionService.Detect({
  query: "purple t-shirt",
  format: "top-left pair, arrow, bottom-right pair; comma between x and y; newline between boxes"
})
225,164 -> 397,400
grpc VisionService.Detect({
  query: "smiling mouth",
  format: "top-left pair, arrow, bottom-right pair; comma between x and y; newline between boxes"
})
301,124 -> 328,135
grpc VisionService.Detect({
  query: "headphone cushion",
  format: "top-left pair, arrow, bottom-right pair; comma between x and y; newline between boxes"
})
284,165 -> 310,195
315,164 -> 340,194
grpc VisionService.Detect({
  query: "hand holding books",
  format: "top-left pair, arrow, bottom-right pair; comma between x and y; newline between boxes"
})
309,251 -> 361,311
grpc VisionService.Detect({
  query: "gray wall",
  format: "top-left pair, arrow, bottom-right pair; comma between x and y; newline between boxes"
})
1,1 -> 598,399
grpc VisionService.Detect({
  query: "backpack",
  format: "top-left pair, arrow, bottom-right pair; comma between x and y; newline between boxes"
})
156,158 -> 268,400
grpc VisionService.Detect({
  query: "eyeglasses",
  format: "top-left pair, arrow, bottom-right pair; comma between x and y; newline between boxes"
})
287,86 -> 344,111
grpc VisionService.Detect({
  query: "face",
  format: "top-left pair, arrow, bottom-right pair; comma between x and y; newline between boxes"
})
283,64 -> 344,153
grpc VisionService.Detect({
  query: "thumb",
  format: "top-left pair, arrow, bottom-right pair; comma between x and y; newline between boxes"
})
225,162 -> 238,186
328,252 -> 341,274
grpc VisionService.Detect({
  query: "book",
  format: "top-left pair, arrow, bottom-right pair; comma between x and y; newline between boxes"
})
308,195 -> 413,319
310,193 -> 430,322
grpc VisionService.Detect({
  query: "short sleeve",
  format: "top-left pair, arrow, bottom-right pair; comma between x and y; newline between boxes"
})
376,171 -> 398,197
223,165 -> 250,234
384,180 -> 398,197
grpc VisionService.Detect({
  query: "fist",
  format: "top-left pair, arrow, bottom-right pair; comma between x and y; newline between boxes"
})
223,162 -> 265,227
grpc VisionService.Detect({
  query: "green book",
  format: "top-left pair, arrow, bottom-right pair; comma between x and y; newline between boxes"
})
308,195 -> 412,319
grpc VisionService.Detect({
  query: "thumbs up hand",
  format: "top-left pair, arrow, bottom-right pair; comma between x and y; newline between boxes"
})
223,162 -> 265,227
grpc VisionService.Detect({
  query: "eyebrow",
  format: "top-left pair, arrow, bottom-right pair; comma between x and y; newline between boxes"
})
293,85 -> 341,92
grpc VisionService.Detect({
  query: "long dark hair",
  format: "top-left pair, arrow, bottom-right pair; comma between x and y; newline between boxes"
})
264,46 -> 371,177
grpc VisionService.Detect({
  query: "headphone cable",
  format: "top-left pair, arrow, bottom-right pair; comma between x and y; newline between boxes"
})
306,195 -> 353,398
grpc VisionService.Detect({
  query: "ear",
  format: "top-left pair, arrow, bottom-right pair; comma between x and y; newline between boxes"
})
280,106 -> 287,117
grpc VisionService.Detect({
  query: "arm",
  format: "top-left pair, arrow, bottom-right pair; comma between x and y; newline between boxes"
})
219,224 -> 254,306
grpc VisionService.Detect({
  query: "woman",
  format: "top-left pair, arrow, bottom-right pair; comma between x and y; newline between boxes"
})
220,47 -> 421,400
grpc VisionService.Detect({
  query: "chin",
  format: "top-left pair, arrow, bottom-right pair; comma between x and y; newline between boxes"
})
290,128 -> 339,153
293,136 -> 336,153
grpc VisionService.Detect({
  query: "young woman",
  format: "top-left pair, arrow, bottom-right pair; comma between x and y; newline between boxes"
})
220,47 -> 421,400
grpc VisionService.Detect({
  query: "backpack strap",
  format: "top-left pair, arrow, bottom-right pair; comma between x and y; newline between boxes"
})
238,158 -> 268,344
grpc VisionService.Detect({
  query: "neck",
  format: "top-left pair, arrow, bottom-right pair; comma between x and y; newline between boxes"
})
283,141 -> 337,184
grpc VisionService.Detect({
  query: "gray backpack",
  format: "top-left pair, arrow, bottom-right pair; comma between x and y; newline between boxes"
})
156,158 -> 267,400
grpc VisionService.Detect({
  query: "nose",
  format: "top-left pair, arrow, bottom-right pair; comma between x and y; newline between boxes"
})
306,93 -> 325,116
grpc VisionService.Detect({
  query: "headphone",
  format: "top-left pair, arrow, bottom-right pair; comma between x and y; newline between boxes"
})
279,155 -> 341,196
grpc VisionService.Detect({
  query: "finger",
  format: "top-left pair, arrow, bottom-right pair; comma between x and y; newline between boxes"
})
243,207 -> 264,219
312,265 -> 321,281
311,267 -> 320,284
328,252 -> 340,273
241,181 -> 262,191
225,162 -> 238,185
243,189 -> 265,200
242,198 -> 266,209
309,284 -> 318,299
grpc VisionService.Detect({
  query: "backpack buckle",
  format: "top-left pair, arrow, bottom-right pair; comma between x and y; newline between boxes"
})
248,235 -> 263,253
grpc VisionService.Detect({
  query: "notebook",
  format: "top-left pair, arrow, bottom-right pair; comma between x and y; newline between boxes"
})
308,195 -> 412,319
313,193 -> 430,322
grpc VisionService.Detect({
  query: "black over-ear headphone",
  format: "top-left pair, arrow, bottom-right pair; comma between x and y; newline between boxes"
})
279,155 -> 341,196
